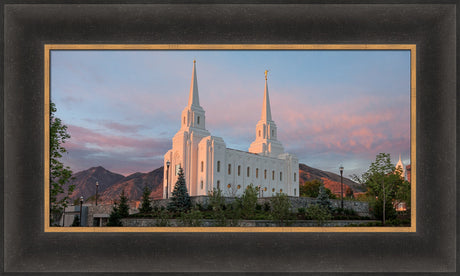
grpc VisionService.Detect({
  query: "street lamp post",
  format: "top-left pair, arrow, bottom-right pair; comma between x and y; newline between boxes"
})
95,181 -> 99,206
166,161 -> 171,199
339,166 -> 344,209
79,196 -> 84,226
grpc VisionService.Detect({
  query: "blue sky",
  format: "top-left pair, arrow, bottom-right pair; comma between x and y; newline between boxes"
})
51,49 -> 411,178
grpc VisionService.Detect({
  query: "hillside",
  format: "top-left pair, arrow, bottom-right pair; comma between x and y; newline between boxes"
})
298,163 -> 366,196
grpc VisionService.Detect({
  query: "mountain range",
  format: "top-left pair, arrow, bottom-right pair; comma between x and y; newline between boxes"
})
64,164 -> 365,204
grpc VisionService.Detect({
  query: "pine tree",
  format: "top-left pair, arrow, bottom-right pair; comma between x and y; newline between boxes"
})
139,186 -> 153,213
107,204 -> 122,226
168,167 -> 191,212
118,190 -> 130,218
71,215 -> 80,227
316,183 -> 332,211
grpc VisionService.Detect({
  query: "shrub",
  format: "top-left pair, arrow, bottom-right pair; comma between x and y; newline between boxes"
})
372,199 -> 397,221
270,193 -> 292,226
155,209 -> 170,227
263,202 -> 271,212
240,184 -> 258,219
179,207 -> 203,227
208,189 -> 227,226
305,204 -> 332,226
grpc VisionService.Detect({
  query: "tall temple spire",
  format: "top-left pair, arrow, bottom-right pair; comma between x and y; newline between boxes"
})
188,60 -> 200,107
261,70 -> 272,122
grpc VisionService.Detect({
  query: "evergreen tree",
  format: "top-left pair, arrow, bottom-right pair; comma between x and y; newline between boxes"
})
118,190 -> 130,218
49,102 -> 75,225
316,183 -> 332,211
107,204 -> 122,226
139,186 -> 153,213
71,215 -> 80,227
168,167 -> 191,212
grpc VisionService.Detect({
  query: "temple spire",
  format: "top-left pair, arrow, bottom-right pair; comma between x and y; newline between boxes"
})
188,60 -> 200,107
261,70 -> 272,122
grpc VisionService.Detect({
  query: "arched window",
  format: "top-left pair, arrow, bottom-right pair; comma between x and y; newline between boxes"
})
264,187 -> 267,191
264,169 -> 267,179
201,161 -> 204,172
228,164 -> 231,175
237,185 -> 241,189
280,172 -> 282,181
258,130 -> 261,137
247,166 -> 250,177
183,117 -> 185,125
280,189 -> 283,193
217,161 -> 220,172
197,116 -> 200,124
272,188 -> 275,192
238,165 -> 241,176
272,130 -> 274,137
294,172 -> 296,182
272,170 -> 275,180
200,181 -> 203,189
294,188 -> 296,196
256,168 -> 259,178
217,180 -> 220,190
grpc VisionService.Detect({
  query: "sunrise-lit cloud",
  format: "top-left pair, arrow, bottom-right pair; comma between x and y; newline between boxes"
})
52,50 -> 411,177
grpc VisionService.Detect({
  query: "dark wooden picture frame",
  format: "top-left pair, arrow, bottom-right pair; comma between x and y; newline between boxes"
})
2,1 -> 457,273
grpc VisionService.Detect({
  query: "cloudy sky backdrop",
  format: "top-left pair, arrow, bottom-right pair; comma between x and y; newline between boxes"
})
51,50 -> 411,178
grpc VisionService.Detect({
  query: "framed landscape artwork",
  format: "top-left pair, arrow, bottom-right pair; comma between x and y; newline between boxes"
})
45,44 -> 416,233
3,2 -> 456,274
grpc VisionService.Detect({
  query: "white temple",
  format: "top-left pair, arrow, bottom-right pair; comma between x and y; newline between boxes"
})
395,154 -> 406,180
163,61 -> 299,198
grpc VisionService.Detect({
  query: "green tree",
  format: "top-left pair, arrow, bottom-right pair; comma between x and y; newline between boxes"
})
208,188 -> 227,226
300,179 -> 336,199
345,187 -> 354,199
305,204 -> 332,226
168,167 -> 191,212
71,215 -> 80,227
49,102 -> 75,225
240,184 -> 258,219
316,183 -> 333,212
107,204 -> 122,226
354,153 -> 407,224
138,186 -> 153,213
300,180 -> 322,197
117,190 -> 130,218
270,193 -> 292,226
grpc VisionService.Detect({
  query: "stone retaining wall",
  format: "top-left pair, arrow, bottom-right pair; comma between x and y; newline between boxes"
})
151,196 -> 370,217
121,218 -> 377,227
